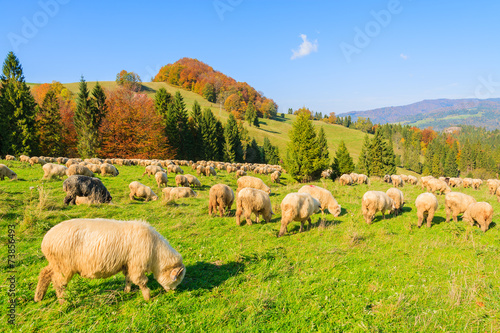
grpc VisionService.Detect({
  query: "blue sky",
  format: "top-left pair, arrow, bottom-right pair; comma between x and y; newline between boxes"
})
1,0 -> 499,114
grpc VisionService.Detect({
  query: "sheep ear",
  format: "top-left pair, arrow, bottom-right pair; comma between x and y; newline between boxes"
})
170,266 -> 185,281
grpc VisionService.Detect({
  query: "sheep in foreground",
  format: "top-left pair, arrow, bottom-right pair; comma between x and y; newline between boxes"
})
143,165 -> 164,177
175,174 -> 190,187
0,164 -> 17,180
279,192 -> 320,237
391,175 -> 404,188
129,181 -> 158,201
162,187 -> 197,201
415,192 -> 438,228
463,202 -> 493,232
63,175 -> 112,205
155,171 -> 168,188
185,174 -> 201,187
42,163 -> 68,179
386,187 -> 404,216
235,187 -> 273,226
209,184 -> 234,217
100,163 -> 119,176
34,218 -> 185,303
361,191 -> 394,224
237,176 -> 271,194
66,164 -> 94,177
339,174 -> 353,186
426,178 -> 451,195
445,192 -> 476,223
298,185 -> 341,217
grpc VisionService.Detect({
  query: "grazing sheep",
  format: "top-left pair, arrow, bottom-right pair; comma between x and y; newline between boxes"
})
349,173 -> 359,183
279,192 -> 320,237
445,192 -> 477,223
406,175 -> 418,185
420,176 -> 434,190
357,174 -> 369,185
34,218 -> 185,303
321,169 -> 332,179
196,165 -> 205,176
155,171 -> 168,188
162,187 -> 197,201
237,176 -> 271,194
415,192 -> 439,228
462,178 -> 473,188
449,177 -> 462,188
471,178 -> 483,190
143,165 -> 164,177
66,164 -> 94,177
463,202 -> 493,232
5,154 -> 16,161
400,174 -> 408,182
20,155 -> 30,163
386,187 -> 404,216
383,175 -> 392,184
62,175 -> 112,205
487,179 -> 500,195
236,169 -> 247,178
235,187 -> 273,226
185,174 -> 201,187
204,165 -> 217,177
426,178 -> 451,195
65,158 -> 80,168
42,163 -> 68,179
30,156 -> 47,166
361,191 -> 394,224
271,171 -> 281,183
298,185 -> 341,217
167,164 -> 184,174
208,184 -> 234,217
391,175 -> 404,188
100,163 -> 119,176
129,181 -> 158,201
339,174 -> 353,186
86,163 -> 102,174
0,164 -> 17,180
175,174 -> 190,187
497,187 -> 500,202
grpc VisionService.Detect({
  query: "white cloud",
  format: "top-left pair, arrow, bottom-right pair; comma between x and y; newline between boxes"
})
400,53 -> 409,60
291,34 -> 318,60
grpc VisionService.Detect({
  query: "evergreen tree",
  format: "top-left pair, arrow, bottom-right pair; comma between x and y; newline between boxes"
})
383,138 -> 397,175
459,139 -> 475,174
0,52 -> 38,155
245,101 -> 258,127
190,100 -> 203,160
369,130 -> 386,177
171,91 -> 194,159
164,103 -> 180,157
316,127 -> 330,165
74,76 -> 106,158
223,113 -> 243,162
202,83 -> 216,103
200,108 -> 224,161
444,142 -> 459,177
262,137 -> 280,165
245,138 -> 263,163
333,140 -> 355,175
37,90 -> 64,156
154,87 -> 172,120
356,134 -> 371,175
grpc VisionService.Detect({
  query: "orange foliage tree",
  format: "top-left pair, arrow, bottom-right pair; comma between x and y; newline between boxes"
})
421,127 -> 437,147
99,88 -> 170,159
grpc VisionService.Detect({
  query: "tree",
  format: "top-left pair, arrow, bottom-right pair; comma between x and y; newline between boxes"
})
245,100 -> 258,127
262,137 -> 280,165
200,108 -> 224,161
37,90 -> 64,156
333,140 -> 355,175
223,113 -> 243,162
316,127 -> 330,164
245,138 -> 263,163
74,77 -> 106,158
154,87 -> 172,120
202,83 -> 216,103
383,138 -> 397,175
285,111 -> 328,181
172,91 -> 194,160
190,100 -> 203,160
0,52 -> 38,155
116,70 -> 142,91
356,134 -> 371,175
287,108 -> 293,115
369,130 -> 386,177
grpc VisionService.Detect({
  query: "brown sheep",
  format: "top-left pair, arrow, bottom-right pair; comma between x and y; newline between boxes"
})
420,176 -> 434,190
357,174 -> 369,185
462,178 -> 473,188
415,192 -> 438,228
208,184 -> 234,217
445,192 -> 476,223
236,169 -> 247,178
406,175 -> 418,185
386,188 -> 404,216
471,179 -> 483,190
462,202 -> 493,232
361,191 -> 394,224
30,156 -> 47,166
487,179 -> 500,195
448,177 -> 462,188
279,192 -> 320,237
5,154 -> 16,161
235,187 -> 273,226
185,174 -> 201,187
86,164 -> 102,174
237,176 -> 271,194
143,165 -> 164,177
20,155 -> 30,163
204,165 -> 217,177
349,173 -> 359,183
129,181 -> 158,201
271,171 -> 281,183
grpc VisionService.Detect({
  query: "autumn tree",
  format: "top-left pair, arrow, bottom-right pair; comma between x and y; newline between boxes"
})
202,83 -> 216,103
0,52 -> 38,155
224,93 -> 245,119
37,90 -> 64,156
116,70 -> 142,91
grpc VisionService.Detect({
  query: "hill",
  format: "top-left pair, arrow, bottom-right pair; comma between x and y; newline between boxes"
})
340,98 -> 500,131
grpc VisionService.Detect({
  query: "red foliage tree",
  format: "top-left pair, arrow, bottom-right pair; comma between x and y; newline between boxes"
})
421,127 -> 437,147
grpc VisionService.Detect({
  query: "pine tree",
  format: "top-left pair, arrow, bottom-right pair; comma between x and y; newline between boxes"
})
334,140 -> 355,175
223,113 -> 243,162
316,127 -> 330,165
383,138 -> 397,175
37,90 -> 64,156
172,91 -> 194,159
154,87 -> 172,120
245,101 -> 258,127
263,137 -> 280,165
74,77 -> 101,158
369,130 -> 386,177
0,52 -> 38,155
191,100 -> 203,160
356,134 -> 371,175
200,108 -> 224,161
244,138 -> 263,163
164,103 -> 180,158
444,142 -> 459,177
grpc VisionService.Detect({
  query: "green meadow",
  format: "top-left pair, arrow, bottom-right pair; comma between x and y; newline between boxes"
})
1,160 -> 499,332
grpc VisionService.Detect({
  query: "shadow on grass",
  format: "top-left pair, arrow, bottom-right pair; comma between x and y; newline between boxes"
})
259,128 -> 279,134
431,216 -> 447,225
178,261 -> 245,291
140,84 -> 156,93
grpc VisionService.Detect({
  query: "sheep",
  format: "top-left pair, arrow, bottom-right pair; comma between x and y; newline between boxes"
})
196,165 -> 205,176
155,171 -> 168,188
236,169 -> 247,178
462,178 -> 473,188
298,185 -> 341,217
204,165 -> 217,177
321,169 -> 332,179
278,192 -> 320,237
86,163 -> 102,174
386,187 -> 404,216
42,163 -> 68,179
487,179 -> 500,195
143,165 -> 164,177
361,191 -> 394,224
20,155 -> 30,163
357,174 -> 369,185
34,218 -> 185,303
129,181 -> 158,201
420,176 -> 434,190
185,174 -> 201,187
400,174 -> 408,182
339,174 -> 353,186
471,178 -> 483,190
0,164 -> 17,180
444,192 -> 477,223
383,175 -> 392,184
237,176 -> 271,194
449,177 -> 462,188
5,154 -> 16,161
426,178 -> 451,195
30,156 -> 46,166
100,163 -> 119,176
162,187 -> 197,201
391,175 -> 404,188
235,187 -> 273,226
208,184 -> 234,217
497,186 -> 500,203
65,158 -> 80,168
271,171 -> 281,183
462,202 -> 493,232
66,164 -> 94,177
415,192 -> 439,228
406,175 -> 418,185
62,175 -> 112,205
349,173 -> 359,183
167,164 -> 184,174
175,174 -> 190,187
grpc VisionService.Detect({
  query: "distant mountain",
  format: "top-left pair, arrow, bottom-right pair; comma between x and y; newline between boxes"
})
340,98 -> 500,131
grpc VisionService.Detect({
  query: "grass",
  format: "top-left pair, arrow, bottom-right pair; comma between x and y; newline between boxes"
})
1,160 -> 500,332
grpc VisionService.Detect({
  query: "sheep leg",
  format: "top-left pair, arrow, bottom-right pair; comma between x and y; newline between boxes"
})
235,207 -> 242,226
52,270 -> 74,304
245,210 -> 253,225
34,266 -> 53,302
307,217 -> 312,230
417,211 -> 424,228
382,210 -> 386,219
218,201 -> 225,218
278,219 -> 289,237
123,268 -> 132,293
129,272 -> 151,301
129,193 -> 135,201
426,210 -> 434,228
299,221 -> 305,233
445,206 -> 451,223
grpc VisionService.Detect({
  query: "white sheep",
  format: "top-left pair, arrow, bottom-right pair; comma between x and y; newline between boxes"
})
279,192 -> 320,237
